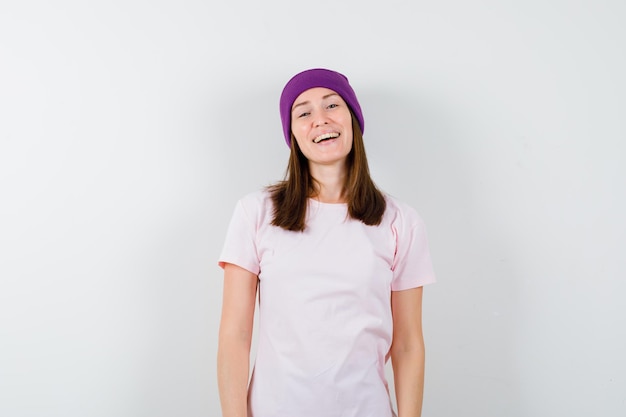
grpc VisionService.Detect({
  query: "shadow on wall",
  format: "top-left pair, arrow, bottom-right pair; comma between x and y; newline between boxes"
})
360,87 -> 526,415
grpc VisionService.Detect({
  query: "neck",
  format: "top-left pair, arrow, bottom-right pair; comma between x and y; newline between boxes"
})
309,163 -> 347,203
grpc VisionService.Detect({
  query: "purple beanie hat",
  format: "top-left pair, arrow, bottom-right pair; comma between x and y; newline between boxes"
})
279,68 -> 364,147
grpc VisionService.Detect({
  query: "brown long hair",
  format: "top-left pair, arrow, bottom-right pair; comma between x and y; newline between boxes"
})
268,114 -> 386,231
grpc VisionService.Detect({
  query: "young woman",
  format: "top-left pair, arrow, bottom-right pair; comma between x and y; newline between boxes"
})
217,68 -> 436,417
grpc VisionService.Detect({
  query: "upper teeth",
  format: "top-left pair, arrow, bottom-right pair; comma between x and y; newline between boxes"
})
313,133 -> 339,143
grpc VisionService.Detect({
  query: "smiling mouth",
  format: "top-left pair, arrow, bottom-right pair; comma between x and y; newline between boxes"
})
313,132 -> 340,143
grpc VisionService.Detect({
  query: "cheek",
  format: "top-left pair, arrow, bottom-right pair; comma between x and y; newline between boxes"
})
291,127 -> 309,151
343,120 -> 354,144
291,121 -> 307,141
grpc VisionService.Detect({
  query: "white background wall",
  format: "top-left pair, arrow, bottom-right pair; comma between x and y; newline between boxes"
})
1,1 -> 624,416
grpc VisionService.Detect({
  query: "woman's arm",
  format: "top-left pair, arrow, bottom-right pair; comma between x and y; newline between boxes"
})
390,286 -> 425,417
217,263 -> 258,417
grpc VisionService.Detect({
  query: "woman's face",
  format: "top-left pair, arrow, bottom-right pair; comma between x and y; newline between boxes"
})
290,87 -> 353,169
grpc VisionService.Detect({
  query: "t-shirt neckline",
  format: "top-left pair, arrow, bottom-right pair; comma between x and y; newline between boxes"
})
307,198 -> 348,209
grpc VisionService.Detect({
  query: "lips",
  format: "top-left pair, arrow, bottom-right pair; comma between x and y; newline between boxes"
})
313,132 -> 340,143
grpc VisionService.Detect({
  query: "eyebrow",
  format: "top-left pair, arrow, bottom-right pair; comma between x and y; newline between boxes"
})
291,93 -> 339,112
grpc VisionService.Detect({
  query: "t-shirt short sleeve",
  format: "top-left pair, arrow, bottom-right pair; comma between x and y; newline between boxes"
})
390,205 -> 436,291
218,197 -> 260,276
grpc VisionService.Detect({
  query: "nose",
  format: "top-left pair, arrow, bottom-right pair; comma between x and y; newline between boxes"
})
314,113 -> 329,127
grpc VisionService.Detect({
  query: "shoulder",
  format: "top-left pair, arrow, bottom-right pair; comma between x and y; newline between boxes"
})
382,193 -> 426,230
232,189 -> 274,224
238,189 -> 272,207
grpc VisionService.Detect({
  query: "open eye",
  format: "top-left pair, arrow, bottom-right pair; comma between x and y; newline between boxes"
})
327,103 -> 339,109
297,111 -> 310,118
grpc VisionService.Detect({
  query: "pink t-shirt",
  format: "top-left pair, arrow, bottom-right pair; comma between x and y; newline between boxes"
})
219,191 -> 435,417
